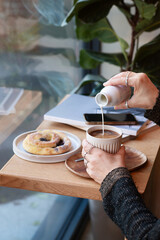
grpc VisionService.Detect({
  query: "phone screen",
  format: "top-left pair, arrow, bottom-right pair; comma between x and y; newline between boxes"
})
83,113 -> 138,125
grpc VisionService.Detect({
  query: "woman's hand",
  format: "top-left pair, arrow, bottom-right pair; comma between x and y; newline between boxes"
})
82,139 -> 126,184
104,72 -> 159,110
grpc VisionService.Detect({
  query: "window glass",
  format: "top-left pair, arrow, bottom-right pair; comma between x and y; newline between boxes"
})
0,1 -> 83,239
0,0 -> 82,106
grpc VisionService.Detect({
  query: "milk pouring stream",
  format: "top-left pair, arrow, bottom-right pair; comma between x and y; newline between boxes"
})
95,85 -> 131,135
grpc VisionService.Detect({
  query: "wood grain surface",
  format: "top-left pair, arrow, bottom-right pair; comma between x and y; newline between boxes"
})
0,119 -> 159,200
65,153 -> 90,178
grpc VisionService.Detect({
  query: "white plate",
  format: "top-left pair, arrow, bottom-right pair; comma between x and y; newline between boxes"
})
13,130 -> 81,163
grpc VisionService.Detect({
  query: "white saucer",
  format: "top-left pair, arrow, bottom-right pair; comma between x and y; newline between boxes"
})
13,130 -> 81,163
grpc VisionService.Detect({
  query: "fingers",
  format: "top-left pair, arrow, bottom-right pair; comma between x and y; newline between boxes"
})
82,139 -> 90,148
103,71 -> 136,88
82,139 -> 96,160
114,101 -> 128,110
115,145 -> 126,166
118,145 -> 125,155
82,139 -> 93,152
82,139 -> 124,160
114,98 -> 134,109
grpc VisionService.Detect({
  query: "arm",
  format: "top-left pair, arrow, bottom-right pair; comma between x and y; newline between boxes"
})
100,167 -> 160,240
82,141 -> 160,240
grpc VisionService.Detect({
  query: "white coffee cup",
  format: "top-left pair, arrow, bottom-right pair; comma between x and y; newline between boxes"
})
86,125 -> 122,154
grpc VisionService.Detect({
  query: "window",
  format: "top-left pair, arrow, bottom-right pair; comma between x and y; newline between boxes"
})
0,1 -> 89,239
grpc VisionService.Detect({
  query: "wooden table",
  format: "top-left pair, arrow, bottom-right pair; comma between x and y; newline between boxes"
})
0,119 -> 160,215
0,90 -> 42,144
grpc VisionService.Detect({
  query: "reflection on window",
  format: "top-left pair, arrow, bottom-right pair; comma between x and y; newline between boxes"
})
0,0 -> 82,105
0,1 -> 84,239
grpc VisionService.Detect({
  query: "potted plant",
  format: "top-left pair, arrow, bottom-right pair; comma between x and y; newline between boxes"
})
62,0 -> 160,95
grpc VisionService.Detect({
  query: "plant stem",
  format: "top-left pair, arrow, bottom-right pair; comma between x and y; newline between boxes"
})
127,4 -> 139,70
127,29 -> 135,70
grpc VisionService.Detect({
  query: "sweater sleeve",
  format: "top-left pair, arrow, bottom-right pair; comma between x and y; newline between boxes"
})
99,167 -> 160,240
144,90 -> 160,126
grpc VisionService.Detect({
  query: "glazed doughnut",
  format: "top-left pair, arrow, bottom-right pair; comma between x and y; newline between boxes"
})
23,129 -> 72,155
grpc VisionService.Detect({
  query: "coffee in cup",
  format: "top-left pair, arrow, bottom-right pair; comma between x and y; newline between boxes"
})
86,126 -> 122,154
90,129 -> 120,139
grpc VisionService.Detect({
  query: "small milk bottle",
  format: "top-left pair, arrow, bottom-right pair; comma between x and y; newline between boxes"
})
95,85 -> 131,107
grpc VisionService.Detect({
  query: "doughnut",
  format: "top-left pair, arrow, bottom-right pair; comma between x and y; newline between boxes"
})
23,129 -> 72,155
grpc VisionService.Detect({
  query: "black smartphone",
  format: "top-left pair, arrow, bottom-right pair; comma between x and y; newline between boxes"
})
83,113 -> 138,125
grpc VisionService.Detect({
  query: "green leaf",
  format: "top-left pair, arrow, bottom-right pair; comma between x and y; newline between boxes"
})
144,1 -> 159,3
134,0 -> 156,20
77,0 -> 118,23
135,3 -> 160,33
76,17 -> 128,61
117,37 -> 129,61
134,34 -> 160,62
133,34 -> 160,86
80,50 -> 101,69
71,74 -> 106,94
118,38 -> 129,50
79,49 -> 126,69
90,83 -> 104,96
82,74 -> 106,82
117,6 -> 132,20
76,18 -> 118,42
62,0 -> 119,25
133,59 -> 160,86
